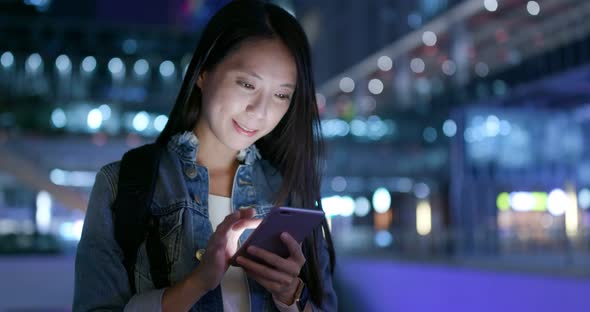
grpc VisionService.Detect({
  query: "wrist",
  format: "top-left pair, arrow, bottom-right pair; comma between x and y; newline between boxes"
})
162,269 -> 210,312
188,267 -> 213,294
274,278 -> 303,306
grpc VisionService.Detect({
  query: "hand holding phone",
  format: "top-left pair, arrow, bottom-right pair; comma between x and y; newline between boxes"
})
230,206 -> 325,266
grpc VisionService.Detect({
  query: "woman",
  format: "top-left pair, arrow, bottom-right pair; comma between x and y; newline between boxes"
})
73,0 -> 337,311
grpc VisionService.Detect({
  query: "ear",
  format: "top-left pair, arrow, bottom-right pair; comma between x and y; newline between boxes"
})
196,71 -> 207,89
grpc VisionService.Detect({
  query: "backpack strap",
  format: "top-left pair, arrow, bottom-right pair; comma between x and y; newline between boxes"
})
112,143 -> 170,293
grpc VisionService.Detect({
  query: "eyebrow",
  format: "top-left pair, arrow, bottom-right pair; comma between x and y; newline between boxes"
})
237,70 -> 295,90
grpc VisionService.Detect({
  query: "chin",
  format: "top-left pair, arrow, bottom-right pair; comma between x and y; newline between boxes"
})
225,137 -> 256,152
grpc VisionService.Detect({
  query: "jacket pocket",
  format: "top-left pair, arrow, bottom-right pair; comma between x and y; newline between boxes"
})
154,203 -> 185,265
134,203 -> 185,290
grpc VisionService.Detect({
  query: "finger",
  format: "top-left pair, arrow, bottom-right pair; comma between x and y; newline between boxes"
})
239,207 -> 256,219
242,268 -> 283,293
280,233 -> 306,265
231,217 -> 262,232
215,211 -> 241,233
247,246 -> 300,276
236,256 -> 293,285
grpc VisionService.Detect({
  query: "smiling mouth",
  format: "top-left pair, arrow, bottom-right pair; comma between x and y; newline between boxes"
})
233,120 -> 258,137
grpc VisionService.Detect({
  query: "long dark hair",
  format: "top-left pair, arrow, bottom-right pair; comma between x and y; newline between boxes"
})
156,0 -> 336,307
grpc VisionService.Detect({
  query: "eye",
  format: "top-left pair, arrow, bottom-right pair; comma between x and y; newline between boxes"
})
238,81 -> 255,89
275,93 -> 291,101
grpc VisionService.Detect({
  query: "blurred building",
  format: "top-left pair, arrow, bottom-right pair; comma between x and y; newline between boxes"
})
2,0 -> 590,311
0,0 -> 589,273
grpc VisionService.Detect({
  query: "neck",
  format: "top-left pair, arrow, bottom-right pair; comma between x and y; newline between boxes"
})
193,129 -> 239,173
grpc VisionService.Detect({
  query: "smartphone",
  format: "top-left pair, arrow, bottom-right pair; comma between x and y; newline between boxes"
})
230,206 -> 325,266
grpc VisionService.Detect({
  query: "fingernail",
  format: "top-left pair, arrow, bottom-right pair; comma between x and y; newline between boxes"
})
247,246 -> 255,253
281,232 -> 288,239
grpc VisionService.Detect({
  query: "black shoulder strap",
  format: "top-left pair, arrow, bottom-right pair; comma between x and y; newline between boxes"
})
112,143 -> 170,293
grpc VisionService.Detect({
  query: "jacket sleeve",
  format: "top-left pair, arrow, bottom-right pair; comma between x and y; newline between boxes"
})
310,229 -> 338,312
73,163 -> 166,312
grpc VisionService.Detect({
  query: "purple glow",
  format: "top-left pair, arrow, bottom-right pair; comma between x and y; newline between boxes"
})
337,258 -> 590,312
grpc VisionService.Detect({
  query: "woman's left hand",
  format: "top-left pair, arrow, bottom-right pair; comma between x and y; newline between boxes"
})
236,232 -> 305,305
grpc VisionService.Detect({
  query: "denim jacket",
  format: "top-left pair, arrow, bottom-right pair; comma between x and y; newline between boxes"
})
73,131 -> 337,312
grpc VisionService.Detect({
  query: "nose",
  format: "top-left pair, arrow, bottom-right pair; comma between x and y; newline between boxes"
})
245,94 -> 269,119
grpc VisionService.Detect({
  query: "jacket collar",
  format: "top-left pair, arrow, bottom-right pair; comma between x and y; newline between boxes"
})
167,131 -> 261,166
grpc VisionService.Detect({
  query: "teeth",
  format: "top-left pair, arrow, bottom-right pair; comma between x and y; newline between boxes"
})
238,122 -> 255,132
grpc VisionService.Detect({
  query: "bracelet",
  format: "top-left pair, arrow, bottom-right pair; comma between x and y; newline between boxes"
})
294,278 -> 309,311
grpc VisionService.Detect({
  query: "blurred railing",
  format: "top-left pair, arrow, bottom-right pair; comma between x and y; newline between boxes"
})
332,222 -> 590,277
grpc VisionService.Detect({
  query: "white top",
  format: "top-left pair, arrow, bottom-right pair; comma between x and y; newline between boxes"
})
209,194 -> 250,312
208,194 -> 300,312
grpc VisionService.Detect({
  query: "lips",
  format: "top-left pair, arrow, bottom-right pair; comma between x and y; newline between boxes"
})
232,119 -> 258,137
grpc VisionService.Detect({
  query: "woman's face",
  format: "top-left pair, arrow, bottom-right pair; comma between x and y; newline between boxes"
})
195,38 -> 297,152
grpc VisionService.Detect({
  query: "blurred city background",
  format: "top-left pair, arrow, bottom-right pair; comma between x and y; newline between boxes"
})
1,0 -> 590,311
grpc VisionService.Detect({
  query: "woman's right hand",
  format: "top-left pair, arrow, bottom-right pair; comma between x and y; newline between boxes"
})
191,208 -> 260,291
162,208 -> 260,312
